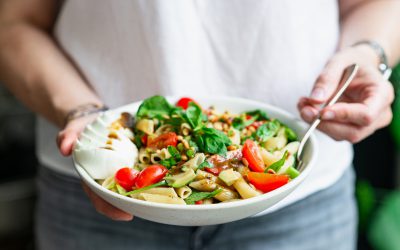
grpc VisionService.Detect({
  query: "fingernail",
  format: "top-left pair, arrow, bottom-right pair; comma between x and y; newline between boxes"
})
322,111 -> 335,120
310,88 -> 325,100
302,108 -> 315,120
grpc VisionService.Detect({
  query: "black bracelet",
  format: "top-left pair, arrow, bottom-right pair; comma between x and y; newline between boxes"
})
64,103 -> 109,125
353,40 -> 392,80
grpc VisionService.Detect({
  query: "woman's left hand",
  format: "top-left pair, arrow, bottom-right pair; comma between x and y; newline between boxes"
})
298,46 -> 395,143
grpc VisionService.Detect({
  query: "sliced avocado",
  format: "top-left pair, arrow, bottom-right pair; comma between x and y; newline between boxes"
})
219,169 -> 240,186
165,168 -> 196,188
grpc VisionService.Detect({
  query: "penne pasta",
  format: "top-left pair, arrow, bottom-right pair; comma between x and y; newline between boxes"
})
139,148 -> 151,164
182,153 -> 206,170
135,119 -> 154,134
214,187 -> 239,202
233,176 -> 262,199
139,193 -> 186,205
189,179 -> 218,192
175,186 -> 192,199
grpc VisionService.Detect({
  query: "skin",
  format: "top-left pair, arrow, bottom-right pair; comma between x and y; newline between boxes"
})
0,0 -> 399,221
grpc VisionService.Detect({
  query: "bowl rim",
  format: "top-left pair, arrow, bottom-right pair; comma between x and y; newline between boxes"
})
74,95 -> 318,211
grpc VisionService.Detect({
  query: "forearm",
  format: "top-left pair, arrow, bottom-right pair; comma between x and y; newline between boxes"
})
339,0 -> 400,67
0,22 -> 102,127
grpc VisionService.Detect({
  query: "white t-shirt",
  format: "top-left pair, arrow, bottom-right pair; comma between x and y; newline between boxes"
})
37,0 -> 353,214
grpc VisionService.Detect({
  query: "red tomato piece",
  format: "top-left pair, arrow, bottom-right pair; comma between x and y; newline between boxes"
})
195,200 -> 203,205
247,172 -> 289,193
135,165 -> 168,189
115,167 -> 139,191
176,97 -> 200,110
147,132 -> 178,149
247,121 -> 264,129
205,167 -> 222,176
141,134 -> 148,146
242,139 -> 265,172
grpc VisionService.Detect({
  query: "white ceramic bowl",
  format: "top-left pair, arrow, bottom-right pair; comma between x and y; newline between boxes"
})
73,96 -> 318,226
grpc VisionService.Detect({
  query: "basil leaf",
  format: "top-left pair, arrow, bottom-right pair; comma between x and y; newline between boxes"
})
198,160 -> 212,170
124,180 -> 167,196
136,95 -> 173,119
184,189 -> 222,205
185,102 -> 203,129
160,146 -> 181,169
245,110 -> 269,121
193,127 -> 231,155
232,116 -> 257,130
284,127 -> 298,142
266,151 -> 288,172
255,120 -> 280,142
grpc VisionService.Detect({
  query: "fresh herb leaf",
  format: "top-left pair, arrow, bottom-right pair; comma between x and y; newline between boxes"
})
136,95 -> 173,119
160,146 -> 181,169
255,120 -> 280,142
232,116 -> 257,130
185,102 -> 203,129
245,110 -> 269,121
198,160 -> 212,170
124,180 -> 167,196
266,151 -> 288,172
193,127 -> 231,155
184,189 -> 222,205
284,126 -> 298,142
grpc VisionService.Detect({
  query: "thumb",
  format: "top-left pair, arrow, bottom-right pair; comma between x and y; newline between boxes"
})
57,129 -> 80,156
310,57 -> 351,103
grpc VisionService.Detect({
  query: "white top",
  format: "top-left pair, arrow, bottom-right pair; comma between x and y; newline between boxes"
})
36,0 -> 353,214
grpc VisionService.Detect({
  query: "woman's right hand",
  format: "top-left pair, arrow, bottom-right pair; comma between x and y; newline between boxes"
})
57,115 -> 134,221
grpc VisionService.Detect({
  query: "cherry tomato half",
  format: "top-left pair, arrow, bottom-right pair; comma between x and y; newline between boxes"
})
147,132 -> 178,149
176,97 -> 200,110
247,172 -> 289,193
115,167 -> 139,191
242,139 -> 265,172
135,165 -> 168,189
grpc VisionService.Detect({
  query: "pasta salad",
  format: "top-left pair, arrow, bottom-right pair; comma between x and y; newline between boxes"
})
99,96 -> 301,205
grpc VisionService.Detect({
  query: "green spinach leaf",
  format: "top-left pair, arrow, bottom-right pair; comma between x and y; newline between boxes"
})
184,189 -> 222,204
136,95 -> 173,119
266,151 -> 288,172
255,120 -> 280,141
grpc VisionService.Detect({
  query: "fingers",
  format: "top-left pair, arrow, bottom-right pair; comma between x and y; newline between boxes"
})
57,129 -> 79,156
320,103 -> 373,126
310,57 -> 351,103
82,183 -> 134,221
313,107 -> 392,143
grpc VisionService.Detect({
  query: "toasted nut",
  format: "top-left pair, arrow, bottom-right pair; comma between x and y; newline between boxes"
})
214,122 -> 223,130
177,135 -> 184,141
227,145 -> 237,151
242,158 -> 249,167
181,155 -> 188,161
267,169 -> 276,174
248,126 -> 256,133
182,139 -> 190,149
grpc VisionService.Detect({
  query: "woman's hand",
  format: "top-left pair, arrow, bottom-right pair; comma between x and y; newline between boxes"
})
57,115 -> 134,221
298,46 -> 395,143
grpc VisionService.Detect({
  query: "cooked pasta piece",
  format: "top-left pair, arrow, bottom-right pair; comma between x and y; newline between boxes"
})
150,152 -> 162,164
214,187 -> 239,202
203,198 -> 214,204
139,193 -> 186,205
159,148 -> 171,160
182,153 -> 206,170
282,141 -> 300,155
155,124 -> 174,135
101,175 -> 116,189
175,186 -> 192,199
130,187 -> 178,199
189,179 -> 218,192
228,128 -> 241,145
232,175 -> 261,199
263,136 -> 287,151
135,119 -> 154,134
194,170 -> 218,182
139,148 -> 151,164
180,123 -> 192,136
260,148 -> 283,167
